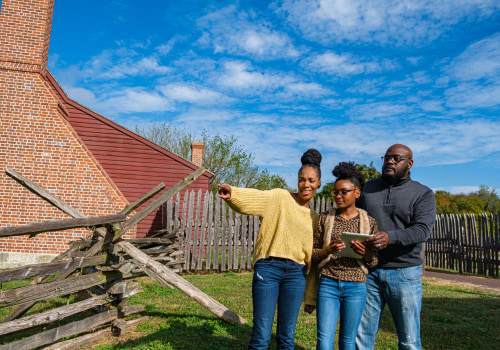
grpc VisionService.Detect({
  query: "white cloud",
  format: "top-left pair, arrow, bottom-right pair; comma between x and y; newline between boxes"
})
217,61 -> 290,91
173,108 -> 238,124
347,101 -> 416,121
445,82 -> 500,109
65,87 -> 99,107
94,89 -> 174,116
277,0 -> 499,45
419,100 -> 444,112
406,56 -> 425,66
441,33 -> 500,109
159,83 -> 233,105
197,5 -> 301,60
305,51 -> 398,76
155,36 -> 184,56
279,82 -> 330,99
171,57 -> 218,78
81,48 -> 171,80
215,60 -> 331,102
346,79 -> 383,95
446,33 -> 500,81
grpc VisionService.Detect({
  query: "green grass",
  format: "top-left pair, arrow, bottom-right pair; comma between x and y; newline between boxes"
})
2,272 -> 499,349
87,272 -> 500,350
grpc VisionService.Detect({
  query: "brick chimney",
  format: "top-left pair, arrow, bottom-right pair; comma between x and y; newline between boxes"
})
191,142 -> 204,166
0,0 -> 55,77
0,0 -> 132,267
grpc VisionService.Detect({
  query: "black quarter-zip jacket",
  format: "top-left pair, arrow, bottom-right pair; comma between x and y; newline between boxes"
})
358,176 -> 436,268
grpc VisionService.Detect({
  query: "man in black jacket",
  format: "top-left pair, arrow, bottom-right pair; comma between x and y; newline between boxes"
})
356,144 -> 436,350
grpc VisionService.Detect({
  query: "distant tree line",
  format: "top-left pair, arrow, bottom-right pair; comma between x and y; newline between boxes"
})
135,122 -> 288,193
136,123 -> 500,215
434,186 -> 500,215
317,165 -> 500,215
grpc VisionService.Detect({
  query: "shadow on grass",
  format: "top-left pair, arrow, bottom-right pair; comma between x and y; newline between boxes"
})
375,291 -> 500,350
102,311 -> 311,350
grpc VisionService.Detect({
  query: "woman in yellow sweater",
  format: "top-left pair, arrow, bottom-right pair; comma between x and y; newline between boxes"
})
218,149 -> 322,350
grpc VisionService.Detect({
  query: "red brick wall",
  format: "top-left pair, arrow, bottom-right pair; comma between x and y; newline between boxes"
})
0,0 -> 135,260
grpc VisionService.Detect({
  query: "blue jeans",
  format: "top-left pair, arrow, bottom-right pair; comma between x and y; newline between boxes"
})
248,257 -> 307,350
356,266 -> 423,350
316,275 -> 366,350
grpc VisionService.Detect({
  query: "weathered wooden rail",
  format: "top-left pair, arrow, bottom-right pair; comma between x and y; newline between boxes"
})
0,168 -> 246,350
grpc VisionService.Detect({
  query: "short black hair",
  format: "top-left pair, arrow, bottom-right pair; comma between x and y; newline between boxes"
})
332,161 -> 365,190
299,148 -> 322,179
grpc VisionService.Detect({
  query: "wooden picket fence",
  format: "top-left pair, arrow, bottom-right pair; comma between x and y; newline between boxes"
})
425,213 -> 500,278
168,191 -> 500,278
163,190 -> 334,272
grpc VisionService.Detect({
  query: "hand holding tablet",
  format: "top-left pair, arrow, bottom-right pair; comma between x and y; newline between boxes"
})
333,232 -> 373,259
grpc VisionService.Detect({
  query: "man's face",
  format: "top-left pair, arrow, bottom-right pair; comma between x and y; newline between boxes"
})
381,145 -> 413,183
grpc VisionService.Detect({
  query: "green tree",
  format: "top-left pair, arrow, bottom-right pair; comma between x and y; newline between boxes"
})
135,122 -> 288,192
434,190 -> 455,215
357,161 -> 381,181
315,182 -> 335,200
254,169 -> 289,190
135,122 -> 192,159
315,162 -> 381,199
434,189 -> 499,215
475,186 -> 500,214
453,194 -> 485,214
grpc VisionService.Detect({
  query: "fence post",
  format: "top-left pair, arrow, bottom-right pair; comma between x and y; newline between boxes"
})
213,196 -> 221,270
205,192 -> 214,271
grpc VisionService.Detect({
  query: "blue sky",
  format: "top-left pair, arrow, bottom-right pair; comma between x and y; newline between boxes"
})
48,0 -> 500,193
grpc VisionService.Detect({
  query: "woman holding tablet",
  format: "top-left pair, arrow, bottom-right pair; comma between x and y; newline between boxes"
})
304,161 -> 378,350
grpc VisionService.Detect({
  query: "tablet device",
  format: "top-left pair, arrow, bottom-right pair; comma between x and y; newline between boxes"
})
333,232 -> 373,259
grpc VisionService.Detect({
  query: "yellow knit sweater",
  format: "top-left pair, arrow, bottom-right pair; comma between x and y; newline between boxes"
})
225,187 -> 318,267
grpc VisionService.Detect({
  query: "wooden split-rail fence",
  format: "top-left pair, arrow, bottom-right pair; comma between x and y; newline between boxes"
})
0,168 -> 246,350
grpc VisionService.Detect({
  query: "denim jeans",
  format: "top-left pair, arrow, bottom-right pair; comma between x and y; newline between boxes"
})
248,257 -> 307,350
316,275 -> 366,350
356,266 -> 423,350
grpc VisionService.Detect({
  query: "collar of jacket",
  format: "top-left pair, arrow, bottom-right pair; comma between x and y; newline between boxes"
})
381,174 -> 412,187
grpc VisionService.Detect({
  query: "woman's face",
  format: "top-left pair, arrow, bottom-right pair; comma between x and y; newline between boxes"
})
297,166 -> 321,205
332,179 -> 360,210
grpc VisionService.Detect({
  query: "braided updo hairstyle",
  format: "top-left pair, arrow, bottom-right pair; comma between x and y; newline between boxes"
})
299,149 -> 322,179
332,161 -> 365,190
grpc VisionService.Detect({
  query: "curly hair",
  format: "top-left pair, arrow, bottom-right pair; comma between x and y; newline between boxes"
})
299,148 -> 322,179
332,161 -> 365,190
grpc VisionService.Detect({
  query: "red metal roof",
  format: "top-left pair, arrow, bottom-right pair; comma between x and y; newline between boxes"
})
46,71 -> 213,237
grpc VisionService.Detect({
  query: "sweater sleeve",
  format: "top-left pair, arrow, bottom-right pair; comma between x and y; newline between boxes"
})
364,217 -> 379,268
225,187 -> 273,217
387,187 -> 437,246
311,213 -> 326,262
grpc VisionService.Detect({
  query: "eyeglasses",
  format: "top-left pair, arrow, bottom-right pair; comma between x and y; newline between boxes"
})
332,188 -> 356,197
381,155 -> 411,163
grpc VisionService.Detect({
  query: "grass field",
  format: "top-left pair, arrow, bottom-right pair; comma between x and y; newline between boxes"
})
77,271 -> 500,350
